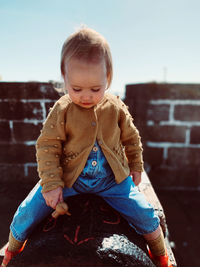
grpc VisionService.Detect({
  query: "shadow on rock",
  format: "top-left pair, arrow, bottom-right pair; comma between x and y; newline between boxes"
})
8,194 -> 155,267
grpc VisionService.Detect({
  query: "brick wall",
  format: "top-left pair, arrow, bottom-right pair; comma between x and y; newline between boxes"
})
124,83 -> 200,190
0,82 -> 60,189
1,82 -> 200,191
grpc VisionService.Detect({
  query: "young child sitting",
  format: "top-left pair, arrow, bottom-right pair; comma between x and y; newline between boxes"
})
1,27 -> 172,267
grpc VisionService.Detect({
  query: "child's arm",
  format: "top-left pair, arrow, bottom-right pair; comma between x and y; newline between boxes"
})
118,98 -> 144,175
36,97 -> 68,194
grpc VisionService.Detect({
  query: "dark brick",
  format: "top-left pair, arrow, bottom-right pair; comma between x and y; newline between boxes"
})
0,164 -> 24,183
126,83 -> 200,100
143,146 -> 164,166
174,105 -> 200,121
144,125 -> 187,142
0,144 -> 36,163
190,126 -> 200,144
0,121 -> 12,142
0,82 -> 60,100
45,101 -> 56,116
167,147 -> 200,167
149,167 -> 200,189
0,101 -> 43,120
28,166 -> 39,182
13,122 -> 42,141
147,104 -> 170,122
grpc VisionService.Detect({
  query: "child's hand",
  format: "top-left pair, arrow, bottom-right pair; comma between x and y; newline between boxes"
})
42,187 -> 63,209
130,171 -> 142,186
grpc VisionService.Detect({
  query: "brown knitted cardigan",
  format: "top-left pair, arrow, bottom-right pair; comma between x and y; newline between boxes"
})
36,93 -> 144,193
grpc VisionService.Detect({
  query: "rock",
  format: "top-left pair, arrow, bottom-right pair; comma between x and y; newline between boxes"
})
8,194 -> 155,266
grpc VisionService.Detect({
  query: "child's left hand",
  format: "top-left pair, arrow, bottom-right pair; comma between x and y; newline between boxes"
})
130,171 -> 142,186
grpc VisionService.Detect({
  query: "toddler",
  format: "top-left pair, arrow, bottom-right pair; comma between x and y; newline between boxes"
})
1,27 -> 172,267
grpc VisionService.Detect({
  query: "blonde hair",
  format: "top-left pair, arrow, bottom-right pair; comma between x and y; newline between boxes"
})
60,27 -> 113,88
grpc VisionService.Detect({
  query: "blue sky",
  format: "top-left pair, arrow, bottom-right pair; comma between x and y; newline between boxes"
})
0,0 -> 200,97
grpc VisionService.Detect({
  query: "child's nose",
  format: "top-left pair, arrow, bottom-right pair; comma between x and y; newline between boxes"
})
82,92 -> 92,101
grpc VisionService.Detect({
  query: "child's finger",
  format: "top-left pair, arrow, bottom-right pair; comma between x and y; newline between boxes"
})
45,199 -> 51,207
59,192 -> 64,203
50,198 -> 58,209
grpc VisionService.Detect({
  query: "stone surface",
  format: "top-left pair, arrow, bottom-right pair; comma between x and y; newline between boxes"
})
8,194 -> 155,267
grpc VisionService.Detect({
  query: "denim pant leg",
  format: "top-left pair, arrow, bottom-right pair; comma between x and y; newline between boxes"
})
10,182 -> 78,242
98,176 -> 160,235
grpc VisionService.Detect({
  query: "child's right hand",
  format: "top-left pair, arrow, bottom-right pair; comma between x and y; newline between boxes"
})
42,187 -> 63,209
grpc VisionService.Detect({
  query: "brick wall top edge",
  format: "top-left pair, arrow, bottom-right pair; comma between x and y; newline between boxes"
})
0,82 -> 61,100
125,83 -> 200,100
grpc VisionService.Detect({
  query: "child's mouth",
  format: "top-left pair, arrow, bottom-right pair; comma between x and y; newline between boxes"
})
81,102 -> 93,106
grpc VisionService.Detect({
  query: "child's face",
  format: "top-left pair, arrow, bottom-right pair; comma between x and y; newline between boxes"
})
64,58 -> 108,109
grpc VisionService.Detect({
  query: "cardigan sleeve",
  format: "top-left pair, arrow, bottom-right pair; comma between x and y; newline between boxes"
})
36,98 -> 67,193
118,99 -> 144,172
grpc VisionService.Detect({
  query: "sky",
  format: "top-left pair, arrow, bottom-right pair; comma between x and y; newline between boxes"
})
0,0 -> 200,97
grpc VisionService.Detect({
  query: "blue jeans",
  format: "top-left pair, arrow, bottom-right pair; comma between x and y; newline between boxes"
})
10,141 -> 159,241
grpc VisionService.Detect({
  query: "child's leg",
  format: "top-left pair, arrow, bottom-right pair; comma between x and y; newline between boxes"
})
2,182 -> 51,266
98,176 -> 172,266
143,225 -> 166,256
10,182 -> 79,243
98,176 -> 160,235
1,182 -> 78,267
7,231 -> 24,252
10,182 -> 53,244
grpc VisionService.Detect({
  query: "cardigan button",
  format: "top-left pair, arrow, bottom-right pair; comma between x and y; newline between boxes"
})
92,161 -> 97,167
93,146 -> 98,152
91,121 -> 96,127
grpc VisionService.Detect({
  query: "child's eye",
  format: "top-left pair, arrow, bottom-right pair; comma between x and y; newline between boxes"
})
73,88 -> 81,92
91,88 -> 100,92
